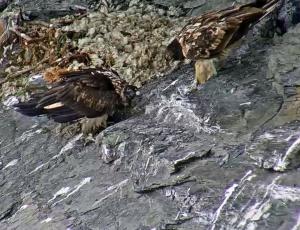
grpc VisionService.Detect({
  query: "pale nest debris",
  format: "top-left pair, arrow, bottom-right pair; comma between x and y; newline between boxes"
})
62,3 -> 186,87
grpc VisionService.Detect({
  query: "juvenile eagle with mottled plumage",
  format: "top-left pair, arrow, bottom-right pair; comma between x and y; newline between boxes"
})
167,0 -> 281,85
14,68 -> 138,133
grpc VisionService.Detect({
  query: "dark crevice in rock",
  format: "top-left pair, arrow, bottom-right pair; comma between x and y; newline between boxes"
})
134,175 -> 196,194
259,95 -> 285,129
163,216 -> 194,229
0,201 -> 22,221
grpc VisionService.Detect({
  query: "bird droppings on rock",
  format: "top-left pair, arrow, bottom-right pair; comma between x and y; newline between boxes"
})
2,158 -> 18,170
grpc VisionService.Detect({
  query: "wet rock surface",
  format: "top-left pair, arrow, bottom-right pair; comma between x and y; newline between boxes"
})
1,0 -> 300,230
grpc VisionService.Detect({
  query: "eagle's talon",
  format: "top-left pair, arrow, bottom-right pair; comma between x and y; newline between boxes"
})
188,82 -> 198,92
186,80 -> 201,92
84,134 -> 96,145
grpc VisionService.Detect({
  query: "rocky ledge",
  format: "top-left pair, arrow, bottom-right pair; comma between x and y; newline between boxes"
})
0,0 -> 300,230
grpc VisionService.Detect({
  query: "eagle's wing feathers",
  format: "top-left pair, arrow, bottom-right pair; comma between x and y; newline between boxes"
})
58,80 -> 119,118
60,70 -> 116,91
39,72 -> 121,119
180,17 -> 242,59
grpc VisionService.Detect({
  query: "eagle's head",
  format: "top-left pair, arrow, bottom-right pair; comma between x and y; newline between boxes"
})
121,84 -> 139,106
166,38 -> 185,61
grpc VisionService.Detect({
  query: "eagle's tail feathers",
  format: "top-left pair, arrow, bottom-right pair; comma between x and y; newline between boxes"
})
13,100 -> 46,117
14,97 -> 84,123
51,112 -> 82,123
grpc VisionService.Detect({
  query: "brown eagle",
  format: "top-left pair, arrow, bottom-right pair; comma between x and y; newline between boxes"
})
14,68 -> 138,133
167,0 -> 280,85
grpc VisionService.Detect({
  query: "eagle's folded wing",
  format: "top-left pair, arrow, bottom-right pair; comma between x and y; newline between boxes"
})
14,69 -> 123,123
178,6 -> 265,60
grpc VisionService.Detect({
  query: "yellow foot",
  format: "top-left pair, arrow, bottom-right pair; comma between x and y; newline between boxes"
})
195,59 -> 217,85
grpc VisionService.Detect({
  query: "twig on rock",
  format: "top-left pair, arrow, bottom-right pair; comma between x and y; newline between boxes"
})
9,27 -> 32,42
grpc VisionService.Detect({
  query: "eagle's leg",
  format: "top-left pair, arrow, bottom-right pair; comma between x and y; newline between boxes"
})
55,122 -> 81,138
194,59 -> 217,86
81,114 -> 108,135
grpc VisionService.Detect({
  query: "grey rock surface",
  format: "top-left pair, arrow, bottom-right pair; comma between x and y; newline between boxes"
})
1,0 -> 300,230
0,0 -> 272,18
